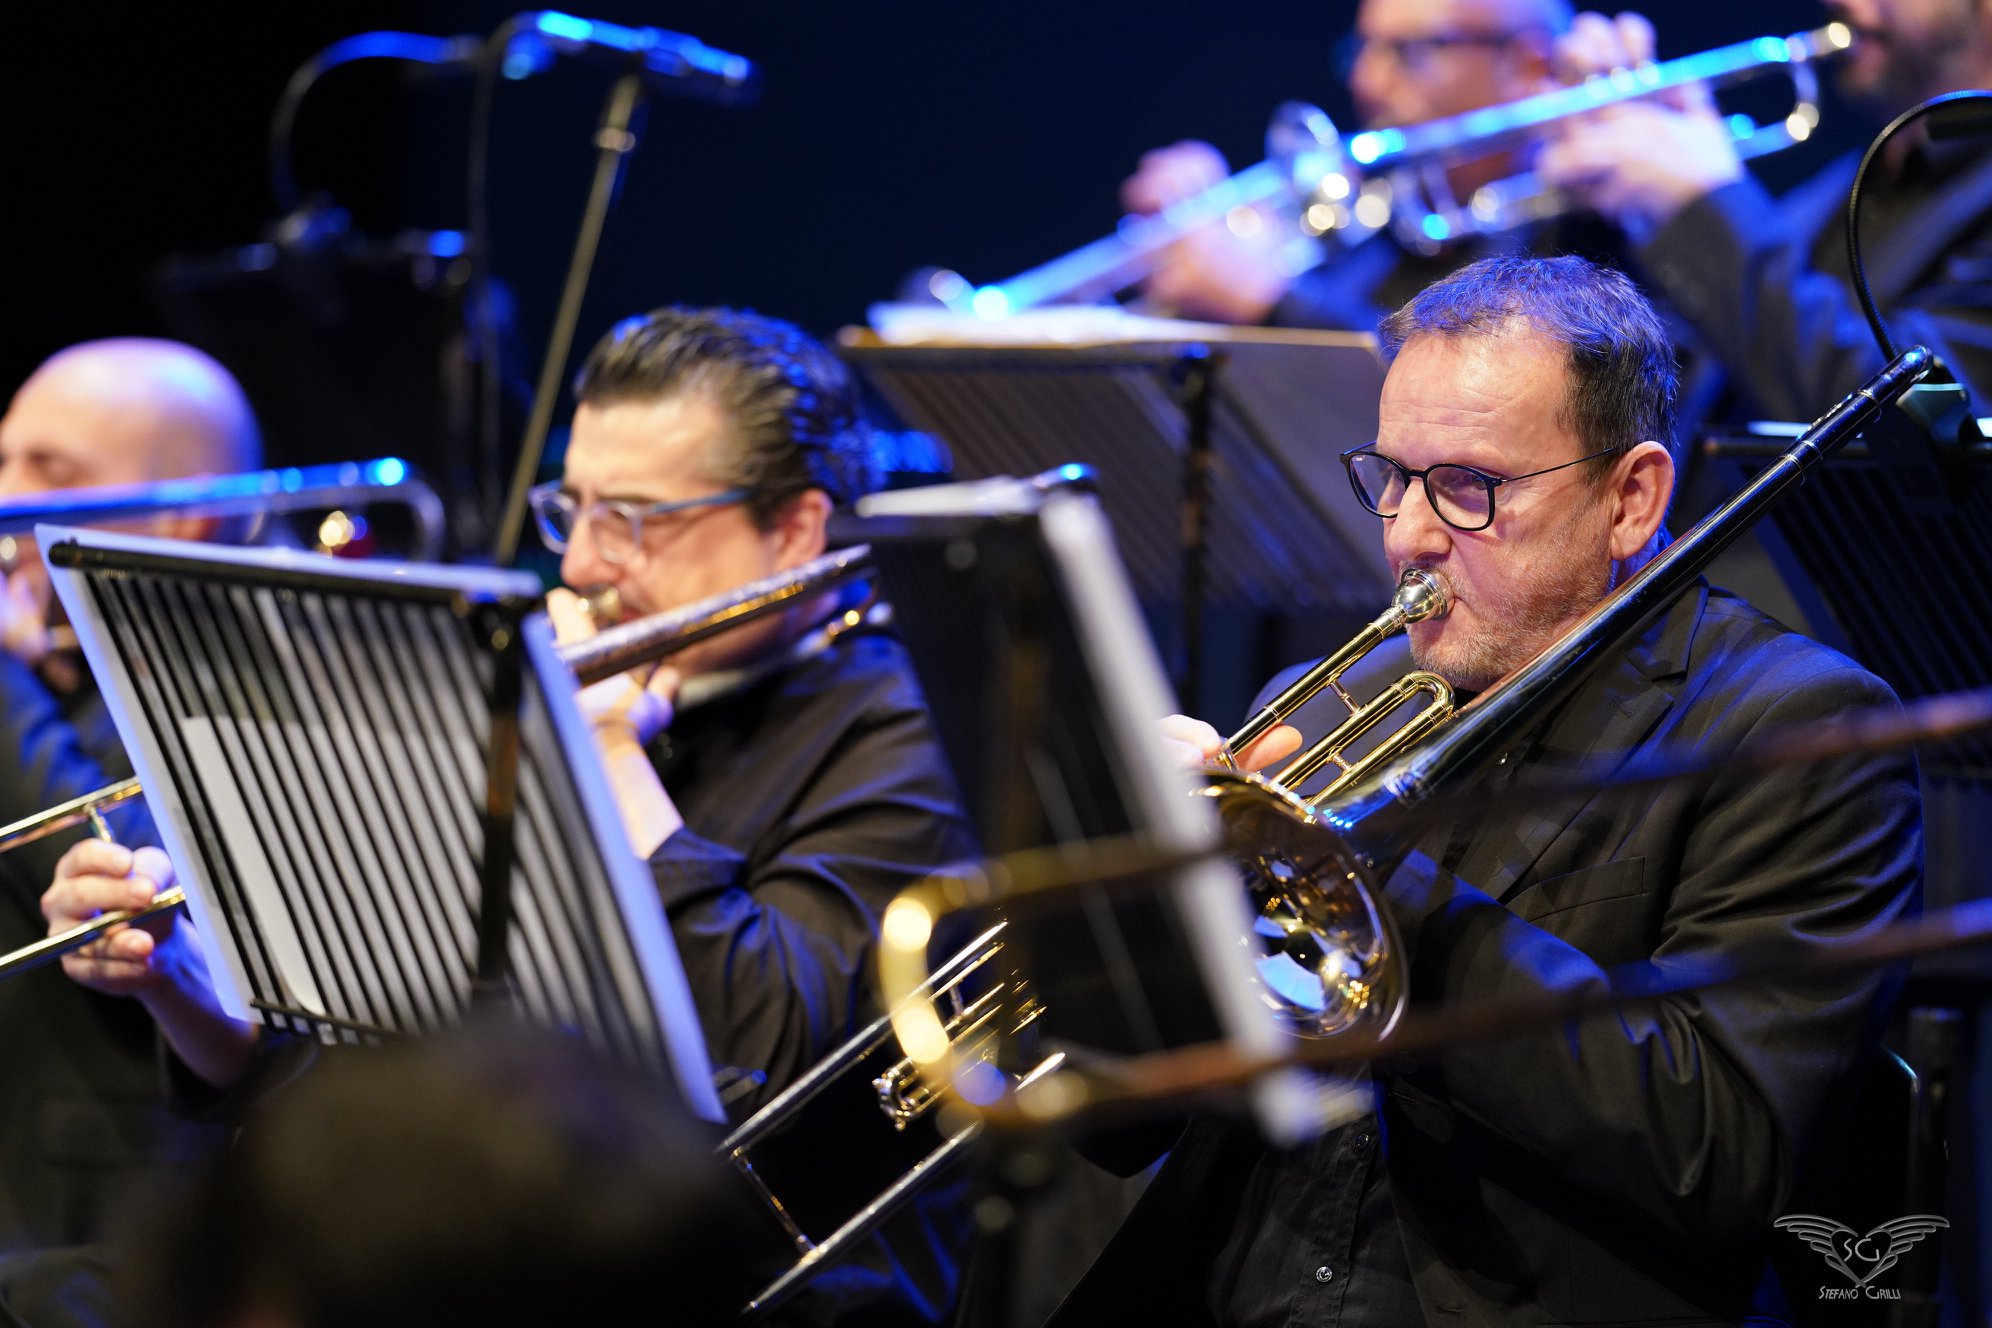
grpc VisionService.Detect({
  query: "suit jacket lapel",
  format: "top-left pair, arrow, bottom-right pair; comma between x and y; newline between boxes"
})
1440,586 -> 1704,904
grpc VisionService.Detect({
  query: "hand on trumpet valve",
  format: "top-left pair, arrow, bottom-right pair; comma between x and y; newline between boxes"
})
1537,12 -> 1740,234
1121,141 -> 1297,325
43,840 -> 183,997
1157,714 -> 1301,774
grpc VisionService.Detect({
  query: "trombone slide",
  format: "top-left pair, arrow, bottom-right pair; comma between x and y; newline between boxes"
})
0,887 -> 185,982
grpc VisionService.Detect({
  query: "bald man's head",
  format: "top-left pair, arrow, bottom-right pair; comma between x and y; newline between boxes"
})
0,338 -> 261,497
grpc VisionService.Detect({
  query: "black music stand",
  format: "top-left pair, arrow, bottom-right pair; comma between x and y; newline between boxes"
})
1704,424 -> 1992,1319
42,526 -> 723,1122
1700,424 -> 1992,819
850,481 -> 1337,1138
841,320 -> 1394,710
850,479 -> 1354,1327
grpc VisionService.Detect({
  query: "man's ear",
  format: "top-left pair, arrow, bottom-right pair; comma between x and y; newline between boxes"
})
1607,440 -> 1674,562
767,489 -> 832,570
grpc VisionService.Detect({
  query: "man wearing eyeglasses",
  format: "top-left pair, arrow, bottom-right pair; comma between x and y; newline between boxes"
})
491,305 -> 982,1323
1059,255 -> 1920,1323
45,308 -> 977,1326
1119,0 -> 1606,329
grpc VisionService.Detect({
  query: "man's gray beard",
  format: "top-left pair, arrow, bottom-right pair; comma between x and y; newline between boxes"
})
1405,527 -> 1613,693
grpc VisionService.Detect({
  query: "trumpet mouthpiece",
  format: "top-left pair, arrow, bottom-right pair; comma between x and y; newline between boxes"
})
1394,567 -> 1450,622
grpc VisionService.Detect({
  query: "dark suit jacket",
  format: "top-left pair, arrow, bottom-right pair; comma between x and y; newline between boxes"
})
1639,146 -> 1992,422
1055,583 -> 1922,1324
0,653 -> 223,1252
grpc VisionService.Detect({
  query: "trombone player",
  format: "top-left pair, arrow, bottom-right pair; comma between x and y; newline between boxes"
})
0,340 -> 257,1268
1056,255 -> 1922,1321
43,308 -> 978,1325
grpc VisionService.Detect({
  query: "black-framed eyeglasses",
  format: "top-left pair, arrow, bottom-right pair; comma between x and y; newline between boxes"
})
528,481 -> 752,564
1340,443 -> 1627,532
1331,28 -> 1537,78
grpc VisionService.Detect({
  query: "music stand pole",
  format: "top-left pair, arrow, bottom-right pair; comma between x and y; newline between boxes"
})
470,594 -> 534,1005
1172,345 -> 1219,710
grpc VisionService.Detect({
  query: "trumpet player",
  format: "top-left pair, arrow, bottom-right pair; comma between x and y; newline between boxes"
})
43,308 -> 976,1326
0,340 -> 257,1265
1539,0 -> 1992,418
1059,256 -> 1921,1322
1120,0 -> 1611,329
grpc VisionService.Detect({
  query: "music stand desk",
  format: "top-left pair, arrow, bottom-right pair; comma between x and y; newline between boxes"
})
43,527 -> 723,1122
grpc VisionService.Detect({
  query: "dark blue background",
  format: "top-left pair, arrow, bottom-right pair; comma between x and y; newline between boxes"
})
2,1 -> 1854,395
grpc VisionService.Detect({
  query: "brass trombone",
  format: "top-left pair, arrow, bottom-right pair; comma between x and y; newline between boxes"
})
0,457 -> 448,561
940,23 -> 1851,316
879,345 -> 1937,1132
0,541 -> 879,977
0,458 -> 451,978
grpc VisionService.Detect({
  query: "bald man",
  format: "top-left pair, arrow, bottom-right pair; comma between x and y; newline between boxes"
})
0,338 -> 261,663
0,338 -> 258,1259
1118,0 -> 1618,330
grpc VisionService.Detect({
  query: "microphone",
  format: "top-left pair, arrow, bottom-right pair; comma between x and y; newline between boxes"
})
1864,359 -> 1983,513
505,11 -> 760,108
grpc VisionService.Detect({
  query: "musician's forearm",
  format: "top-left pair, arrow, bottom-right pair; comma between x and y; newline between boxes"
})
598,729 -> 682,859
137,928 -> 259,1088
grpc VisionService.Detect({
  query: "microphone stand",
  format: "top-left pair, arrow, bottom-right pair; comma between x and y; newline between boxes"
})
491,71 -> 649,566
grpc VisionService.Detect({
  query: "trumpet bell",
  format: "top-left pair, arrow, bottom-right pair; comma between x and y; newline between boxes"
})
1197,769 -> 1405,1040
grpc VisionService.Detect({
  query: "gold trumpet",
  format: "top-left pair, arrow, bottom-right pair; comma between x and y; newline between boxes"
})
937,24 -> 1850,315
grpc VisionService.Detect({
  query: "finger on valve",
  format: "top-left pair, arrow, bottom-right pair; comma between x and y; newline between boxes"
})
1234,724 -> 1302,772
1156,714 -> 1302,775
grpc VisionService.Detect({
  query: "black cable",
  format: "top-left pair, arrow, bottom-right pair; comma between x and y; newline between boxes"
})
1844,89 -> 1992,364
268,31 -> 479,217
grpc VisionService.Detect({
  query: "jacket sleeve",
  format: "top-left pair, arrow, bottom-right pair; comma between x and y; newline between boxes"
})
0,654 -> 149,913
1379,660 -> 1921,1245
1639,172 -> 1992,421
648,702 -> 974,1116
